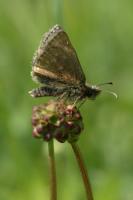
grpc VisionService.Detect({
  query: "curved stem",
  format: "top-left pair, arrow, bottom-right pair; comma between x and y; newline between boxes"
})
48,139 -> 57,200
70,142 -> 94,200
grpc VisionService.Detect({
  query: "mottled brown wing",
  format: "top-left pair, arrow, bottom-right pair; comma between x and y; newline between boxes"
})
32,24 -> 86,86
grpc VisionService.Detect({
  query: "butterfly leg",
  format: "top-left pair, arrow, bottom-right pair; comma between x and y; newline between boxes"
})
56,91 -> 68,101
71,96 -> 81,107
77,98 -> 87,109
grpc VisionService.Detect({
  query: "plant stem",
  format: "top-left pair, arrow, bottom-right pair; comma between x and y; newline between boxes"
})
52,0 -> 64,25
48,139 -> 57,200
70,142 -> 94,200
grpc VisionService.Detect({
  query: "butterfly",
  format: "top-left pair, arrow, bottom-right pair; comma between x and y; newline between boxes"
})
29,24 -> 115,103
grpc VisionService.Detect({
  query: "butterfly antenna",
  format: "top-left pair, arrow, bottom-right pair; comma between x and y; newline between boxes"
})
103,90 -> 118,99
97,82 -> 113,86
96,81 -> 118,98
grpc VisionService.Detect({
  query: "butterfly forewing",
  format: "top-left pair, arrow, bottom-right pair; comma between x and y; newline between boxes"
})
32,25 -> 86,86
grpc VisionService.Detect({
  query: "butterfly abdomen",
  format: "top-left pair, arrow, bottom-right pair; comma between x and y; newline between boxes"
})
29,86 -> 66,98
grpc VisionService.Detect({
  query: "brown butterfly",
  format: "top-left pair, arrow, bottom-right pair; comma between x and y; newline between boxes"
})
29,25 -> 115,102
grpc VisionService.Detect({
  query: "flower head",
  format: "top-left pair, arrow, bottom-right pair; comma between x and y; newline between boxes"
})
32,100 -> 84,143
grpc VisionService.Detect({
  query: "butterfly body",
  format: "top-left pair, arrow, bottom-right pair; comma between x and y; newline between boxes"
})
30,84 -> 101,101
29,25 -> 101,102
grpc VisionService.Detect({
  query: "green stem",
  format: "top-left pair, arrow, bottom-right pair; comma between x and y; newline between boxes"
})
48,139 -> 57,200
52,0 -> 64,25
71,142 -> 94,200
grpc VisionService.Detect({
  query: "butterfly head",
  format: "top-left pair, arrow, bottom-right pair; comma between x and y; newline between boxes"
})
85,85 -> 101,100
85,82 -> 117,100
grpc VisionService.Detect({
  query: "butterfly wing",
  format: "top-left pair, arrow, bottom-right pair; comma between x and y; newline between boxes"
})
32,25 -> 86,86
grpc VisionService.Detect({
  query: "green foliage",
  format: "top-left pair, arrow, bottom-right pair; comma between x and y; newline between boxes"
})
0,0 -> 133,199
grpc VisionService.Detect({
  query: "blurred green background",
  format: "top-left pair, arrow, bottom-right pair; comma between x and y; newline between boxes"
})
0,0 -> 133,199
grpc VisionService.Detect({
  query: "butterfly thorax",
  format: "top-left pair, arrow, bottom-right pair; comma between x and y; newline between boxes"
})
62,84 -> 101,100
